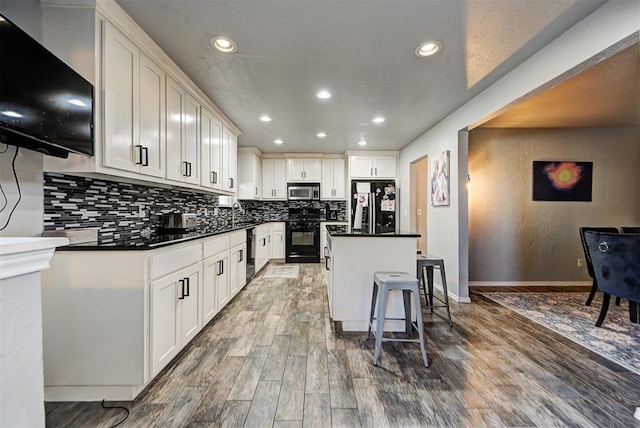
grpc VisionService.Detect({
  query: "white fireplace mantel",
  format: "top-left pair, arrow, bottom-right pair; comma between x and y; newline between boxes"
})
0,237 -> 68,428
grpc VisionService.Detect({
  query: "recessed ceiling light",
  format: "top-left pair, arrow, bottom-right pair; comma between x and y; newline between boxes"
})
316,90 -> 331,99
210,36 -> 237,53
1,110 -> 22,118
259,115 -> 272,122
358,139 -> 367,146
316,132 -> 326,138
415,40 -> 442,57
372,116 -> 385,124
274,138 -> 283,145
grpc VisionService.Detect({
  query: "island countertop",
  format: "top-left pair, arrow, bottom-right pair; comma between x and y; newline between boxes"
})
326,225 -> 420,238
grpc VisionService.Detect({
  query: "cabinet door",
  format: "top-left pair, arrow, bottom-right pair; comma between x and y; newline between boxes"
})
238,151 -> 261,199
201,107 -> 222,190
183,93 -> 201,185
303,159 -> 321,181
151,271 -> 180,377
332,159 -> 346,198
202,255 -> 219,324
215,253 -> 230,311
349,155 -> 374,178
103,22 -> 139,173
262,159 -> 275,199
180,263 -> 202,345
373,156 -> 397,178
166,77 -> 185,181
222,128 -> 237,193
229,243 -> 246,298
272,230 -> 285,259
138,54 -> 165,178
287,159 -> 305,181
273,159 -> 287,198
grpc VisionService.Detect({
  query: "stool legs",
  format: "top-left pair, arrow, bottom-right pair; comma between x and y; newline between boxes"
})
368,282 -> 429,368
419,263 -> 453,327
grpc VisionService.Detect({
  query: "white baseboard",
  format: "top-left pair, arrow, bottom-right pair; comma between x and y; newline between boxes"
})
469,281 -> 591,287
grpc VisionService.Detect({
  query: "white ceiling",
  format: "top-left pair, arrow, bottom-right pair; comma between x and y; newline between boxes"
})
115,0 -> 609,154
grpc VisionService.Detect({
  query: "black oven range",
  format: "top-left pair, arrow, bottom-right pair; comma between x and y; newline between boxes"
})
286,207 -> 321,263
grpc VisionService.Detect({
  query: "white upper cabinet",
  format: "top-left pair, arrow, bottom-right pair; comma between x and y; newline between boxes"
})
349,154 -> 397,179
321,158 -> 345,200
262,158 -> 287,200
45,7 -> 239,195
287,158 -> 321,182
238,148 -> 262,200
200,107 -> 222,191
222,128 -> 237,193
166,77 -> 201,185
138,54 -> 166,178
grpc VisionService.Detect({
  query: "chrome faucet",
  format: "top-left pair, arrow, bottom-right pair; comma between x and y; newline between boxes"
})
231,200 -> 244,228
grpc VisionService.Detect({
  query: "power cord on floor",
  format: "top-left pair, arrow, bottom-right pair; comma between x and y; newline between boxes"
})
101,399 -> 129,427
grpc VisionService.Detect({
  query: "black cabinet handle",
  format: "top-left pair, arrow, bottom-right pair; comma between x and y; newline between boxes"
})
184,277 -> 190,297
217,260 -> 222,276
325,255 -> 330,270
135,145 -> 143,165
212,171 -> 218,184
229,177 -> 234,188
186,162 -> 192,177
221,260 -> 224,275
183,161 -> 189,176
178,279 -> 185,300
142,147 -> 149,166
239,249 -> 243,262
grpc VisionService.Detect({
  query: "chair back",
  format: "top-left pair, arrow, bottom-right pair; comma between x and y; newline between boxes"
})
621,226 -> 640,234
579,227 -> 619,278
584,231 -> 640,302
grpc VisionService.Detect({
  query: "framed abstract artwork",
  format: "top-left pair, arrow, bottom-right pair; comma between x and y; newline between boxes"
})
431,150 -> 450,206
532,160 -> 593,202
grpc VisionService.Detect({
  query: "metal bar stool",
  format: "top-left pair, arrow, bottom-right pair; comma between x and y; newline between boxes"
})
367,272 -> 428,367
417,255 -> 453,327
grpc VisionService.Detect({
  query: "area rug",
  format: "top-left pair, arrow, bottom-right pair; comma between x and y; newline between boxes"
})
262,265 -> 300,279
481,292 -> 640,375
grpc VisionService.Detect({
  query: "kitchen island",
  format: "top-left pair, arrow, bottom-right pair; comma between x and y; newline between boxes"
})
324,225 -> 420,331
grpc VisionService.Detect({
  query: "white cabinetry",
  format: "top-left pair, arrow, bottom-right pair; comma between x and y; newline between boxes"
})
229,232 -> 247,298
349,154 -> 397,179
200,107 -> 222,191
150,244 -> 202,377
102,22 -> 165,178
321,158 -> 345,199
44,5 -> 240,195
166,77 -> 200,185
222,128 -> 237,193
202,234 -> 230,324
287,158 -> 321,181
238,148 -> 262,200
262,158 -> 287,200
271,222 -> 285,259
255,224 -> 271,272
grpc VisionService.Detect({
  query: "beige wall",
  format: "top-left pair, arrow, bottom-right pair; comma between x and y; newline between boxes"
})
468,127 -> 640,283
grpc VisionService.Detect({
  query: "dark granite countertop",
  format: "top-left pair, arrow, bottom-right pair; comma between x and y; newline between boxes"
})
55,221 -> 278,251
326,225 -> 420,238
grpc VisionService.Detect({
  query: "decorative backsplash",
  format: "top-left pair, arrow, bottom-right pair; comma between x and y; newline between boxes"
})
44,173 -> 347,242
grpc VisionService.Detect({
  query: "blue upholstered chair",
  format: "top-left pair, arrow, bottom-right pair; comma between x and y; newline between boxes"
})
583,231 -> 640,327
579,227 -> 619,306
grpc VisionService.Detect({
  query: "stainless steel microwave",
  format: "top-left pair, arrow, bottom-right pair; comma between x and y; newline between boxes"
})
287,183 -> 320,200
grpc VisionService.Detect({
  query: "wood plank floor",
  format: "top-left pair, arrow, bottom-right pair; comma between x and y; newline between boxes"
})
46,264 -> 640,427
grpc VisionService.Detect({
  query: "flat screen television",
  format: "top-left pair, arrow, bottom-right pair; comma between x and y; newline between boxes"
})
0,14 -> 94,158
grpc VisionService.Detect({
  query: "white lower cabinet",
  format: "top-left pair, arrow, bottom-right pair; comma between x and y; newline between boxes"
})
230,242 -> 247,298
256,224 -> 271,272
150,244 -> 203,377
271,222 -> 285,259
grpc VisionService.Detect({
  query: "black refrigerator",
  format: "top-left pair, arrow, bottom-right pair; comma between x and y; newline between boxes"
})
351,180 -> 397,234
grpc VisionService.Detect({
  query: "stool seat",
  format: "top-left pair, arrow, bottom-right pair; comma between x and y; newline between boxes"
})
368,271 -> 428,367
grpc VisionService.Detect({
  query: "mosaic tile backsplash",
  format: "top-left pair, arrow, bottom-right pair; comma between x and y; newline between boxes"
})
44,173 -> 346,242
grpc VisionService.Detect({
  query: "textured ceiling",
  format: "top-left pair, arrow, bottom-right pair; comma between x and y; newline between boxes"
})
114,0 -> 608,153
481,43 -> 640,129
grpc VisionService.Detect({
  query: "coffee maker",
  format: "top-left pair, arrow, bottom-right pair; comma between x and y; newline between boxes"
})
326,203 -> 339,220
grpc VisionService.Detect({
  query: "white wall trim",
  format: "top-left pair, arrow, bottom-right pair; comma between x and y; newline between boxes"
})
469,281 -> 591,287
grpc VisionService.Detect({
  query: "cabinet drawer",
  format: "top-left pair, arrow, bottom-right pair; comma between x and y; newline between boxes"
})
229,229 -> 245,247
203,234 -> 230,258
151,244 -> 202,279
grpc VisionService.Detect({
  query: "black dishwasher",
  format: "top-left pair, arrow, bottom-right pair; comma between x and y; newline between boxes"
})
246,227 -> 256,282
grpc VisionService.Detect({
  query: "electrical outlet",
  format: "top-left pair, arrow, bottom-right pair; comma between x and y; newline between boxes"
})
138,205 -> 145,218
416,208 -> 422,216
214,207 -> 219,216
204,208 -> 209,216
577,257 -> 583,268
